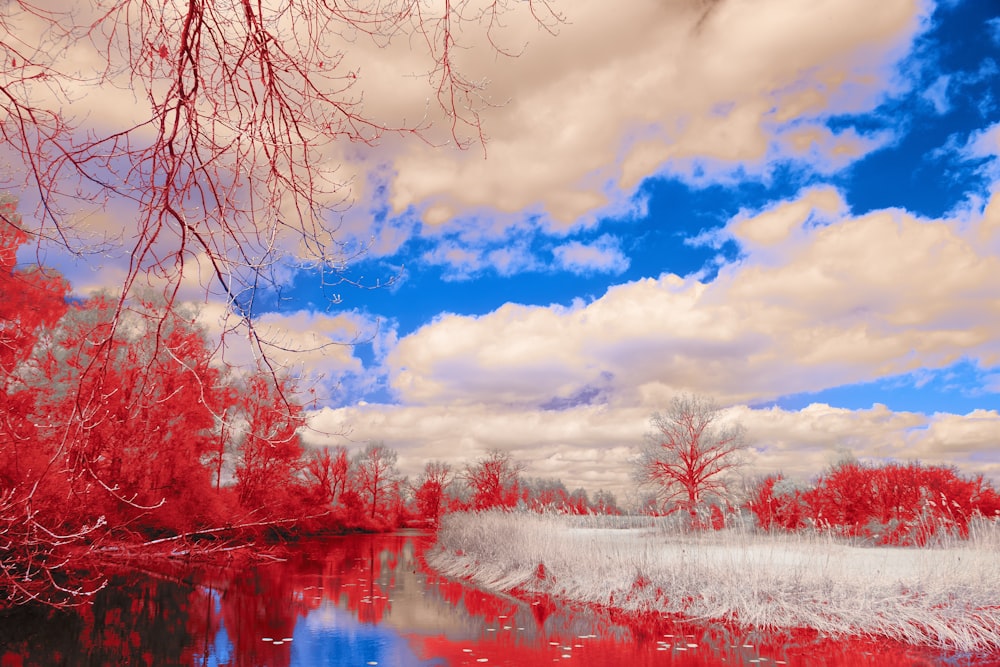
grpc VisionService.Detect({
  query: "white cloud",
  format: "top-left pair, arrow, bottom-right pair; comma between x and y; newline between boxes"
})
386,187 -> 1000,410
962,122 -> 1000,163
305,402 -> 647,497
419,242 -> 486,281
419,235 -> 542,280
775,125 -> 900,175
552,234 -> 630,275
382,0 -> 925,242
736,403 -> 1000,481
192,305 -> 394,404
727,187 -> 847,249
10,0 -> 932,288
353,181 -> 1000,495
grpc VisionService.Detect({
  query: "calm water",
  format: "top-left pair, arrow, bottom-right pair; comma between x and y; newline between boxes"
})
0,531 -> 988,666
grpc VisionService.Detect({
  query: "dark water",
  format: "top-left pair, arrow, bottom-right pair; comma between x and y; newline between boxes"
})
0,531 -> 990,666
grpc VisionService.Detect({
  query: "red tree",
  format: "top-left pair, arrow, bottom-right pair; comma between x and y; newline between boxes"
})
413,461 -> 453,525
749,461 -> 1000,545
304,446 -> 351,507
27,293 -> 233,535
634,394 -> 747,523
747,474 -> 808,532
233,375 -> 307,517
464,449 -> 523,511
0,195 -> 68,373
0,196 -> 83,605
350,442 -> 400,525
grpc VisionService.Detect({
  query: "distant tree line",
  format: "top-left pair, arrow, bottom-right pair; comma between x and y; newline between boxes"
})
632,392 -> 1000,544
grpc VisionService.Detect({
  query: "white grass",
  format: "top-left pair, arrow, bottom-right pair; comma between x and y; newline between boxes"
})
427,511 -> 1000,654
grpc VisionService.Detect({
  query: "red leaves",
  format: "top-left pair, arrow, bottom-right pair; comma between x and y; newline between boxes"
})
350,442 -> 400,522
414,478 -> 447,524
0,195 -> 68,374
157,44 -> 168,60
464,449 -> 523,511
233,375 -> 306,516
748,461 -> 1000,545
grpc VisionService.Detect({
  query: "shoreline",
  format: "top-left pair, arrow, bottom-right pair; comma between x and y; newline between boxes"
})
426,510 -> 1000,656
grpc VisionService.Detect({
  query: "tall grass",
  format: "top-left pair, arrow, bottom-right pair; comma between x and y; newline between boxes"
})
428,510 -> 1000,654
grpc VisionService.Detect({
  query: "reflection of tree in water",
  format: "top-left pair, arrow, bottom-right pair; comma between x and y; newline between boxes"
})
217,554 -> 326,667
2,534 -> 984,667
0,572 -> 212,667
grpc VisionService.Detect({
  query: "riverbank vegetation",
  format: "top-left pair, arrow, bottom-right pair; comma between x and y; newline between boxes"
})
2,199 -> 623,607
429,510 -> 1000,654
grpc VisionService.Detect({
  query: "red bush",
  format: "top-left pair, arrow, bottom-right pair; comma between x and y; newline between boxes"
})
747,475 -> 808,532
749,462 -> 999,545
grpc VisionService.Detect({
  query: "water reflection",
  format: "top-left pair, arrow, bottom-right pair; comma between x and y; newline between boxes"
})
1,531 -> 992,666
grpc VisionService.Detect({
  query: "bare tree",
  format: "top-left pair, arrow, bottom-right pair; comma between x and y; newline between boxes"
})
633,394 -> 747,521
351,441 -> 399,520
1,0 -> 562,347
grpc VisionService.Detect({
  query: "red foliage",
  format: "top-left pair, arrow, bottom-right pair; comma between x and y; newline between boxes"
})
749,462 -> 1000,545
709,504 -> 726,530
0,195 -> 68,374
747,475 -> 809,532
350,442 -> 401,525
27,294 -> 233,535
413,460 -> 452,525
233,374 -> 306,518
464,449 -> 523,511
303,446 -> 350,506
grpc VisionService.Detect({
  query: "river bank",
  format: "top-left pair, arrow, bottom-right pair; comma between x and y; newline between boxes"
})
427,510 -> 1000,656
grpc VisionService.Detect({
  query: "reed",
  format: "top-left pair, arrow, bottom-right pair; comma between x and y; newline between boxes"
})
428,510 -> 1000,653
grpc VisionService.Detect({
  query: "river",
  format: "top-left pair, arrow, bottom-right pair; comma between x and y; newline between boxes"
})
0,531 -> 983,666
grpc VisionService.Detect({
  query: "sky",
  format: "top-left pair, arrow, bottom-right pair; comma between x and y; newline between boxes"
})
9,0 -> 1000,502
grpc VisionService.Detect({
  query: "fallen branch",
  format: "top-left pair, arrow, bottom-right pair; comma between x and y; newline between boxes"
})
132,511 -> 332,548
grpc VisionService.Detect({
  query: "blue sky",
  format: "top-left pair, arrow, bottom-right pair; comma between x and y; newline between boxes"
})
11,0 -> 1000,498
301,0 -> 1000,494
277,0 -> 1000,417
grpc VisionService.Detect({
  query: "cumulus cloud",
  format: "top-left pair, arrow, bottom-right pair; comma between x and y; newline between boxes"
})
737,404 -> 1000,482
406,0 -> 924,226
727,187 -> 847,249
352,0 -> 926,265
305,401 -> 647,498
386,187 -> 1000,410
11,0 -> 932,290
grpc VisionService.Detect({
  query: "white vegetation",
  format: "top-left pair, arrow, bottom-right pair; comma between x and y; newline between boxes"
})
428,511 -> 1000,654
